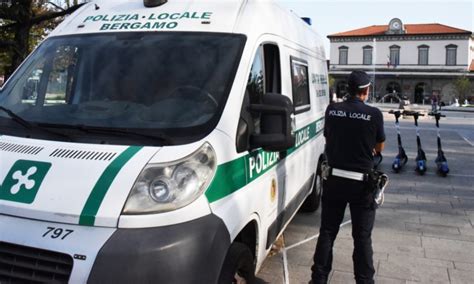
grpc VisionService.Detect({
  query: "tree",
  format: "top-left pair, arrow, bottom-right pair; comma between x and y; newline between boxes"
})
0,0 -> 86,80
328,75 -> 335,89
453,76 -> 472,103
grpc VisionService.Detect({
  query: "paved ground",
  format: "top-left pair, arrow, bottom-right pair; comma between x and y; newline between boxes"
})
257,109 -> 474,284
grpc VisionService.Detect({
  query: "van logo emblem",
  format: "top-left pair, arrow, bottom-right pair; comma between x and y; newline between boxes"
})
0,160 -> 52,204
270,179 -> 277,202
10,166 -> 38,195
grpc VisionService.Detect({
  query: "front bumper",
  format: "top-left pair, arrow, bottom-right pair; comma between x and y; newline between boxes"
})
88,214 -> 230,284
0,214 -> 230,284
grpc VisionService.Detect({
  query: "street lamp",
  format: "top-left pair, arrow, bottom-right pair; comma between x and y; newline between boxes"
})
372,38 -> 377,103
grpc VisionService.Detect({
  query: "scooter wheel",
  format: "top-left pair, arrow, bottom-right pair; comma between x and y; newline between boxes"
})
416,161 -> 427,175
392,164 -> 400,173
438,164 -> 449,177
415,166 -> 426,175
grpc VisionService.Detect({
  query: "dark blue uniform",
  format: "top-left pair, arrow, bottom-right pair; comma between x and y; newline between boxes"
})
310,97 -> 385,284
325,98 -> 385,172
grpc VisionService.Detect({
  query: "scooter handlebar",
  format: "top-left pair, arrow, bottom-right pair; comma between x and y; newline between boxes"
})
428,112 -> 446,117
389,110 -> 402,119
403,110 -> 424,116
389,110 -> 402,114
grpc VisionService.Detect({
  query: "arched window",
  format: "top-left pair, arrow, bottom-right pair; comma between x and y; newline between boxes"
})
418,45 -> 429,65
389,45 -> 400,66
446,44 -> 457,66
363,45 -> 373,65
386,82 -> 401,94
414,83 -> 426,104
339,46 -> 348,65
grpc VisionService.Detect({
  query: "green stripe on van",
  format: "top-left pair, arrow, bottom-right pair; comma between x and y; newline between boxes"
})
205,118 -> 324,203
79,146 -> 143,226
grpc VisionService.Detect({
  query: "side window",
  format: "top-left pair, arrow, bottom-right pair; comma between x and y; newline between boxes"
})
247,46 -> 265,106
246,46 -> 265,134
237,43 -> 281,152
291,57 -> 310,114
263,45 -> 281,94
245,44 -> 282,134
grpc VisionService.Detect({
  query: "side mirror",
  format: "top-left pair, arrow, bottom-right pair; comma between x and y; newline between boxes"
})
249,93 -> 295,152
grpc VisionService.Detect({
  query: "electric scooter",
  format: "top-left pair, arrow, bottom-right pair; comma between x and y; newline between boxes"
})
404,110 -> 427,175
389,110 -> 408,172
429,111 -> 449,177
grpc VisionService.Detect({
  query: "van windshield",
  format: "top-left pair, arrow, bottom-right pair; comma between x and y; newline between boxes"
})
0,32 -> 245,145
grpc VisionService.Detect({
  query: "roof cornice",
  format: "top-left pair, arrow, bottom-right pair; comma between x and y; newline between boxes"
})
328,32 -> 472,39
328,33 -> 471,42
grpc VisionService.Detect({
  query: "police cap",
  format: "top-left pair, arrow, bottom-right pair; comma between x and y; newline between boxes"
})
348,70 -> 371,94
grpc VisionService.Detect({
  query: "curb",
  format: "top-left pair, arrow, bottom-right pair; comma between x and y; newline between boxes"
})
368,103 -> 474,113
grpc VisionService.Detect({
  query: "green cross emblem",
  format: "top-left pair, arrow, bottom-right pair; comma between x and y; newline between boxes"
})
0,160 -> 52,204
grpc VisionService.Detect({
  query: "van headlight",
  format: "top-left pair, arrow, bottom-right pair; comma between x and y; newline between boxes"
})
123,143 -> 216,214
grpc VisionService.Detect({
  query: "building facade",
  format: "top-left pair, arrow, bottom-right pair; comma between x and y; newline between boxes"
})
328,18 -> 474,104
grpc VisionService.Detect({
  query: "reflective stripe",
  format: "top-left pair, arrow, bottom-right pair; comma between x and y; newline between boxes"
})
358,82 -> 371,89
79,146 -> 143,226
331,168 -> 365,181
205,118 -> 325,203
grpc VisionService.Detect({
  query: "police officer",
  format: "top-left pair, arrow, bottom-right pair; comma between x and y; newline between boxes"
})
310,70 -> 385,284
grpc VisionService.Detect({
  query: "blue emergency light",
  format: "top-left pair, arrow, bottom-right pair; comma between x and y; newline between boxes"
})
301,17 -> 312,26
144,0 -> 167,7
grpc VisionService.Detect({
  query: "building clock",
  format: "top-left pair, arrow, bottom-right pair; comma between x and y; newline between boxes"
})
391,21 -> 401,30
388,18 -> 404,34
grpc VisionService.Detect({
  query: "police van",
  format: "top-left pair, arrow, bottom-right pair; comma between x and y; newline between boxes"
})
0,0 -> 329,282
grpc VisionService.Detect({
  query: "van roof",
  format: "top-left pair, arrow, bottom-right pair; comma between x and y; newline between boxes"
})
50,0 -> 326,58
52,0 -> 244,36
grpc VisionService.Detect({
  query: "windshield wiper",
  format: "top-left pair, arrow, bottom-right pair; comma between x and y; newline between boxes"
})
53,124 -> 174,145
0,106 -> 33,129
0,106 -> 72,140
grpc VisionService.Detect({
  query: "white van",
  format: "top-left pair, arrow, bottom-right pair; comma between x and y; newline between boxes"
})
0,0 -> 329,282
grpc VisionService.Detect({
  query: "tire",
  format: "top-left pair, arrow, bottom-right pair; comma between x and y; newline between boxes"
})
300,161 -> 323,213
218,242 -> 255,284
392,159 -> 401,173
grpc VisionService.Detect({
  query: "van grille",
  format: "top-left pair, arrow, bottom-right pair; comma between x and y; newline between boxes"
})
0,242 -> 73,283
0,142 -> 43,155
50,149 -> 117,161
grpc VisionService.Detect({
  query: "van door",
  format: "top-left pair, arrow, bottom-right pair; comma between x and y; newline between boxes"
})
280,54 -> 316,220
237,42 -> 289,248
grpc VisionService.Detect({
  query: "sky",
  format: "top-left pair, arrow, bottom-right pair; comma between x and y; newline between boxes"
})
276,0 -> 474,56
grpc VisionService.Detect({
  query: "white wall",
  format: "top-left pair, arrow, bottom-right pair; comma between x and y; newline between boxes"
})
470,37 -> 474,65
330,38 -> 470,68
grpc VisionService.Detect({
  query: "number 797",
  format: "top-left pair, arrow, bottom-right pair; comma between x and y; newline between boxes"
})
42,227 -> 74,240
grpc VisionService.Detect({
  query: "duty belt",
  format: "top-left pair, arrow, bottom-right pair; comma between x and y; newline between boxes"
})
321,162 -> 368,181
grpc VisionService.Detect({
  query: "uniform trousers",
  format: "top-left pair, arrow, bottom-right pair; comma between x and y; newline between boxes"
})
310,175 -> 376,284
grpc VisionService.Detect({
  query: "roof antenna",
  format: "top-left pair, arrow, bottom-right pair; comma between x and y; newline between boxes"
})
95,4 -> 100,10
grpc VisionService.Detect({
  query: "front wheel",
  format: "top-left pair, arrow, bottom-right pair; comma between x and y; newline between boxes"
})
218,242 -> 255,284
392,158 -> 401,173
416,160 -> 427,175
437,162 -> 449,177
